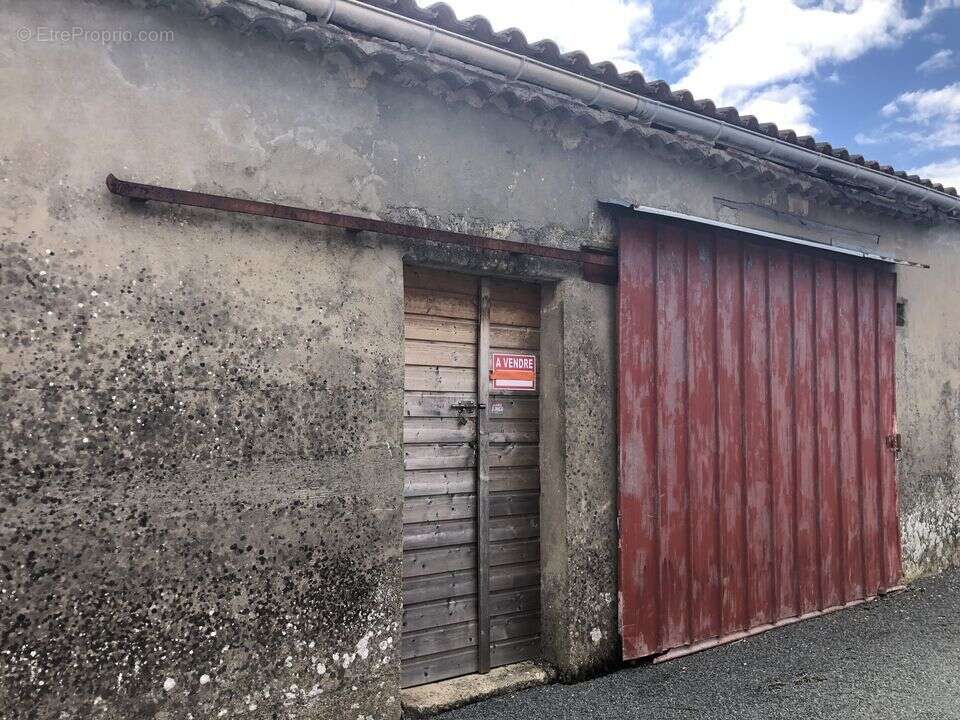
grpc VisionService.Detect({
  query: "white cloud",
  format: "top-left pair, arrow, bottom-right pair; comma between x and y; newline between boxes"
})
906,158 -> 960,189
677,0 -> 928,105
917,48 -> 955,73
924,0 -> 960,10
880,100 -> 900,117
854,83 -> 960,151
635,1 -> 713,70
660,0 -> 950,138
854,122 -> 960,150
920,123 -> 960,148
885,82 -> 960,122
439,0 -> 957,145
638,26 -> 698,65
739,83 -> 819,135
438,0 -> 652,73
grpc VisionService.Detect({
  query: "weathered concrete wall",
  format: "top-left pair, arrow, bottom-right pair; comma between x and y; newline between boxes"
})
540,279 -> 618,680
883,227 -> 960,578
1,222 -> 405,719
2,2 -> 410,718
3,0 -> 960,716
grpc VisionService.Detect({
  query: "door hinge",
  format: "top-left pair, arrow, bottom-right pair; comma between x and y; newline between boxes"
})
885,433 -> 902,454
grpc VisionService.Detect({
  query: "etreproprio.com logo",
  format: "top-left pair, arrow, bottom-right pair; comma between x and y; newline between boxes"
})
17,26 -> 175,43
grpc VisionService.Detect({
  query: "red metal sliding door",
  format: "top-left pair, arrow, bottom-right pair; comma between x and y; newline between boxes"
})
618,215 -> 902,661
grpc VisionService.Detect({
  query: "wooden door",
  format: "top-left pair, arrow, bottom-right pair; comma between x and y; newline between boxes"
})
401,266 -> 542,688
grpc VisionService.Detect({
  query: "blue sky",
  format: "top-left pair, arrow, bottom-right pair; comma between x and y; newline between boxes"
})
441,0 -> 960,189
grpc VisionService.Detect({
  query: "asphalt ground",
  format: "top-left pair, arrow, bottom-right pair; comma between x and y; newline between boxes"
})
438,568 -> 960,720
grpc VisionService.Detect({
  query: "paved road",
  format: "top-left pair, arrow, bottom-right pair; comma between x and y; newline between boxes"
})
438,568 -> 960,720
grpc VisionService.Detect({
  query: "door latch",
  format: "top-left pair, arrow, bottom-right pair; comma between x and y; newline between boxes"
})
885,433 -> 902,455
450,400 -> 486,426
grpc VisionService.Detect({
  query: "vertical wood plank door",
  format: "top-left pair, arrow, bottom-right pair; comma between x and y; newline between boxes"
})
401,267 -> 542,688
618,217 -> 903,662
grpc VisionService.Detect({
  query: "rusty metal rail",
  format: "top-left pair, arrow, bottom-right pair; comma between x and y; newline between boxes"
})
105,175 -> 617,284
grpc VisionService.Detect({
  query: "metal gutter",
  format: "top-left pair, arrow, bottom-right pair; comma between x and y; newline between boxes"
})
281,0 -> 959,218
602,200 -> 929,268
104,175 -> 618,283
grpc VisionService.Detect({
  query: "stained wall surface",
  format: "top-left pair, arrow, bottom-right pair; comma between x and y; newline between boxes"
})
1,0 -> 958,717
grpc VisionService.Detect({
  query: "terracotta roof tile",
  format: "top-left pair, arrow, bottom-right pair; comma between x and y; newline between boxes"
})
358,0 -> 957,197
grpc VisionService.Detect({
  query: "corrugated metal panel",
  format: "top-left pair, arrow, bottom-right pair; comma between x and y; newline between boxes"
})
618,215 -> 903,661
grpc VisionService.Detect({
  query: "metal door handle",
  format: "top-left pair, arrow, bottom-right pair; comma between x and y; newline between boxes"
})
451,400 -> 486,426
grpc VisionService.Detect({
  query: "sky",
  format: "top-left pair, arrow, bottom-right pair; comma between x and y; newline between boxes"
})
438,0 -> 960,189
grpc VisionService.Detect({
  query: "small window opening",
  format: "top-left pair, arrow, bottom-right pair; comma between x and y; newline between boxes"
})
896,300 -> 907,327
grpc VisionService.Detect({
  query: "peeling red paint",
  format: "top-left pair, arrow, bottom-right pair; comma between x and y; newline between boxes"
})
618,216 -> 903,660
